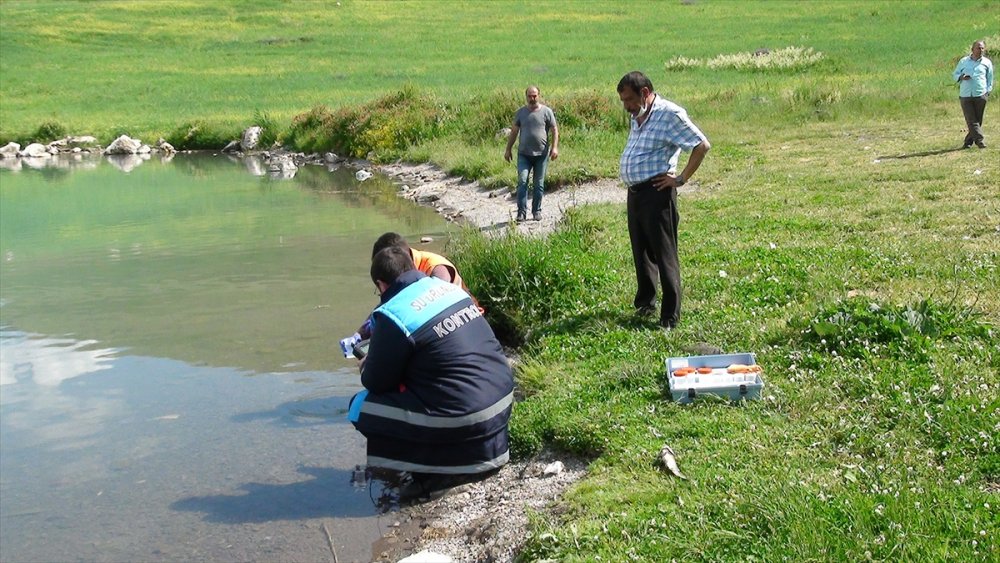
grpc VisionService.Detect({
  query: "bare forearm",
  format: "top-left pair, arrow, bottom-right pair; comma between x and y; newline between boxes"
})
681,140 -> 711,180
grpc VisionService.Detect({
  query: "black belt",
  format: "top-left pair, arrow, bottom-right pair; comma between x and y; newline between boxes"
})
627,179 -> 657,193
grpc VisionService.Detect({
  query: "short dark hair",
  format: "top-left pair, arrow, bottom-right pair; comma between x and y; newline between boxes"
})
371,246 -> 415,285
371,232 -> 410,258
617,71 -> 654,95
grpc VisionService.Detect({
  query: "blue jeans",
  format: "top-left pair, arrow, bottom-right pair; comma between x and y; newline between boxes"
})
516,153 -> 548,216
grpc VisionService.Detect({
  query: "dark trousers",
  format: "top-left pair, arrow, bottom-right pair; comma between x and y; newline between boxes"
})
626,180 -> 681,328
960,95 -> 988,145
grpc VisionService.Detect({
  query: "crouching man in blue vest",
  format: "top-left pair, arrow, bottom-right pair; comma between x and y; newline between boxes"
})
348,246 -> 514,502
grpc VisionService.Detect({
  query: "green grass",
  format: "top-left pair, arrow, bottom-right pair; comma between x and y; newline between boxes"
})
3,1 -> 999,560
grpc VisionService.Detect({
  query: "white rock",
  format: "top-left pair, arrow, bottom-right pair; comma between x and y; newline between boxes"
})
719,270 -> 728,278
397,550 -> 453,563
1,142 -> 21,157
240,125 -> 262,151
356,169 -> 373,181
103,135 -> 142,155
542,461 -> 565,476
20,143 -> 49,158
68,135 -> 97,146
420,236 -> 433,243
137,144 -> 152,154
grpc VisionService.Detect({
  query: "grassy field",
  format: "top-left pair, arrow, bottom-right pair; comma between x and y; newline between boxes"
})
2,1 -> 998,560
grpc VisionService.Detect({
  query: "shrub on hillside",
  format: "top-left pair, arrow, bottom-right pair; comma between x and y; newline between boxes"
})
285,85 -> 446,160
554,90 -> 628,132
31,121 -> 68,143
165,121 -> 239,150
252,109 -> 279,149
450,90 -> 521,145
452,209 -> 618,346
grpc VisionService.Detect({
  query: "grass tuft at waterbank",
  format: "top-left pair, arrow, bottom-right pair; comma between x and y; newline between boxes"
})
3,0 -> 997,559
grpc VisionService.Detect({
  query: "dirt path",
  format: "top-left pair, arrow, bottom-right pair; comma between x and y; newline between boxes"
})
376,162 -> 627,236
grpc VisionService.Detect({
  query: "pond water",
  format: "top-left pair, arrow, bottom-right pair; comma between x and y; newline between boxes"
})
0,153 -> 457,562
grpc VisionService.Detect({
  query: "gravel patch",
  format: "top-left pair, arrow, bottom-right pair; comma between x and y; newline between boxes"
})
371,452 -> 587,563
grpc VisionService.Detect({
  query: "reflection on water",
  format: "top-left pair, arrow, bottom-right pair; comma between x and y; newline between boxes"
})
0,329 -> 118,387
0,154 -> 453,561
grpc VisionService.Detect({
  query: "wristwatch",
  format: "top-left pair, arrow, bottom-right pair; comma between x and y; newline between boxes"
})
675,174 -> 686,186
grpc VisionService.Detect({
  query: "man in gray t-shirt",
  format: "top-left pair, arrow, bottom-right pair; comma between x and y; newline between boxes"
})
504,86 -> 559,222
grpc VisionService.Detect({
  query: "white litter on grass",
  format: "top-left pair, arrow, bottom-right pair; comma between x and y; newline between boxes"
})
719,270 -> 728,278
355,169 -> 373,181
872,159 -> 882,164
974,169 -> 982,175
542,461 -> 565,476
769,242 -> 777,249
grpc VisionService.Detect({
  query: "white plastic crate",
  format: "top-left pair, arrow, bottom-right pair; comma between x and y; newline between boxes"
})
666,352 -> 765,404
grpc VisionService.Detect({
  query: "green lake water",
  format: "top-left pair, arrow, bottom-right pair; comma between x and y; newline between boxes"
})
0,153 -> 456,562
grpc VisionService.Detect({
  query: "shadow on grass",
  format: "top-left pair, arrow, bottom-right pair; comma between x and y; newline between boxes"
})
875,146 -> 969,160
536,309 -> 659,339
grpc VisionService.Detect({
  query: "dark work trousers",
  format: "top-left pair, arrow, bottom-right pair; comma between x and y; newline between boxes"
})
960,95 -> 988,145
626,179 -> 681,328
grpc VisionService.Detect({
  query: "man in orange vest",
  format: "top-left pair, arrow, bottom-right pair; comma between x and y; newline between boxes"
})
340,232 -> 482,356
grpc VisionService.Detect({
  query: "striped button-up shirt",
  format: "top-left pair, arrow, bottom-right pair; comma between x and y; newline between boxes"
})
620,95 -> 707,187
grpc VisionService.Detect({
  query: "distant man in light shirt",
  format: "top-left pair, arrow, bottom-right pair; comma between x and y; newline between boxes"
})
617,71 -> 710,331
504,86 -> 559,222
953,40 -> 994,149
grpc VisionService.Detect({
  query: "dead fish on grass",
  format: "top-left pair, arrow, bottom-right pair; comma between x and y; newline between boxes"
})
658,444 -> 687,480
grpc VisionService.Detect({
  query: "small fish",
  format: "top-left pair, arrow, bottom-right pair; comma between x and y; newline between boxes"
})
153,414 -> 180,421
658,444 -> 687,480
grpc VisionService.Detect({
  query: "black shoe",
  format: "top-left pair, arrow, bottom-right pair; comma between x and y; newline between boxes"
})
516,212 -> 526,222
533,211 -> 542,221
398,473 -> 465,504
976,141 -> 987,149
635,305 -> 656,318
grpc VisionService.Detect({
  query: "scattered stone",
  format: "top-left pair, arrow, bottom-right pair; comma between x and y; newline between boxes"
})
20,143 -> 50,158
103,135 -> 142,155
156,139 -> 176,154
221,139 -> 241,153
241,125 -> 262,151
267,155 -> 298,179
1,142 -> 21,157
542,461 -> 565,476
373,452 -> 587,562
420,236 -> 433,243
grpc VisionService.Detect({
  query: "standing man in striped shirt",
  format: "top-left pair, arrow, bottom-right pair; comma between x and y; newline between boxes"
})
617,71 -> 711,331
